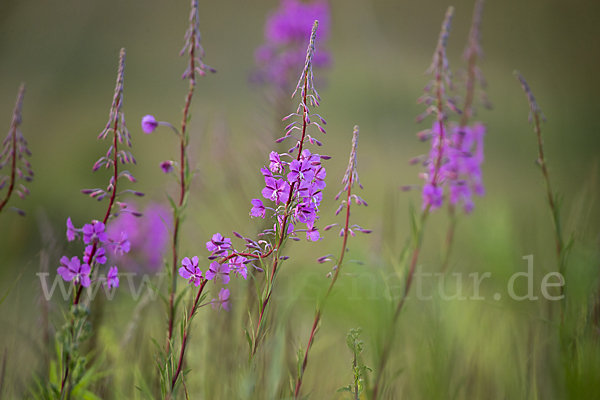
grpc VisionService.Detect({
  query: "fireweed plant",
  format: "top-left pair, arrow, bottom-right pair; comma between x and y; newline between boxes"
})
0,83 -> 32,216
514,72 -> 571,328
48,48 -> 142,398
372,5 -> 488,398
141,0 -> 217,396
294,125 -> 370,398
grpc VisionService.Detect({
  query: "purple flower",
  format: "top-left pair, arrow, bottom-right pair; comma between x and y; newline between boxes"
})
229,256 -> 248,279
106,266 -> 119,289
250,199 -> 266,218
422,183 -> 443,210
82,220 -> 108,244
57,256 -> 91,287
179,256 -> 203,286
262,177 -> 290,205
211,288 -> 230,312
66,217 -> 78,242
306,223 -> 321,242
269,151 -> 285,174
84,245 -> 107,265
160,160 -> 174,174
141,115 -> 158,134
254,0 -> 331,88
110,231 -> 131,255
206,261 -> 230,284
287,158 -> 315,183
106,202 -> 173,271
206,233 -> 232,254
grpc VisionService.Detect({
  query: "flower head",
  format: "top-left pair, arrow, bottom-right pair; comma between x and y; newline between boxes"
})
211,288 -> 230,312
206,261 -> 230,284
66,217 -> 78,241
160,160 -> 174,173
206,233 -> 232,254
82,220 -> 108,244
84,245 -> 107,265
141,115 -> 158,134
106,266 -> 119,289
57,256 -> 91,287
179,256 -> 203,286
250,199 -> 266,218
229,256 -> 248,280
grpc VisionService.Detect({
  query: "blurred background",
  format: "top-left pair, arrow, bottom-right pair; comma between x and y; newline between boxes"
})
0,0 -> 599,398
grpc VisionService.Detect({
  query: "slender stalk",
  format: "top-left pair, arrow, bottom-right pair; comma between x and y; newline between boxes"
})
250,67 -> 312,358
514,71 -> 565,318
295,173 -> 353,398
170,279 -> 208,392
371,210 -> 429,400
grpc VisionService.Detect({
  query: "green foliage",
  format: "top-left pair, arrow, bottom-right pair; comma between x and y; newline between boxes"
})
338,328 -> 371,399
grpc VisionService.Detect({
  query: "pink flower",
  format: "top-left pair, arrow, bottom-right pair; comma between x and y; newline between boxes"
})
141,115 -> 158,134
211,288 -> 230,312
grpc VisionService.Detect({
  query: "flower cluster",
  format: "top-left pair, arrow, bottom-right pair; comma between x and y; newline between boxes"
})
253,147 -> 327,241
58,218 -> 125,289
254,0 -> 331,89
177,232 -> 253,312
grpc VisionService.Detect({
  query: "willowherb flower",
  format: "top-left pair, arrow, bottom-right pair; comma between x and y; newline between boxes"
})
206,233 -> 232,255
84,245 -> 107,265
445,123 -> 486,213
206,261 -> 230,284
141,115 -> 158,134
229,255 -> 248,279
250,199 -> 267,218
105,266 -> 119,289
409,7 -> 462,212
82,220 -> 108,244
160,160 -> 174,174
179,256 -> 203,286
254,0 -> 331,89
66,217 -> 79,241
250,21 -> 329,240
0,83 -> 33,215
57,256 -> 91,287
211,288 -> 230,312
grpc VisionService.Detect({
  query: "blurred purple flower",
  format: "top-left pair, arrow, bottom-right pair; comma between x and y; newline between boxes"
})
106,202 -> 173,271
66,217 -> 78,242
141,115 -> 158,134
206,261 -> 230,284
57,256 -> 91,287
229,256 -> 248,280
106,266 -> 119,289
160,160 -> 174,174
179,256 -> 203,286
254,0 -> 331,88
211,288 -> 230,312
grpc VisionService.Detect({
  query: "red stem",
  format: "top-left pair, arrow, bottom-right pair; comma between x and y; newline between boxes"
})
167,34 -> 196,352
295,175 -> 353,398
171,279 -> 207,391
